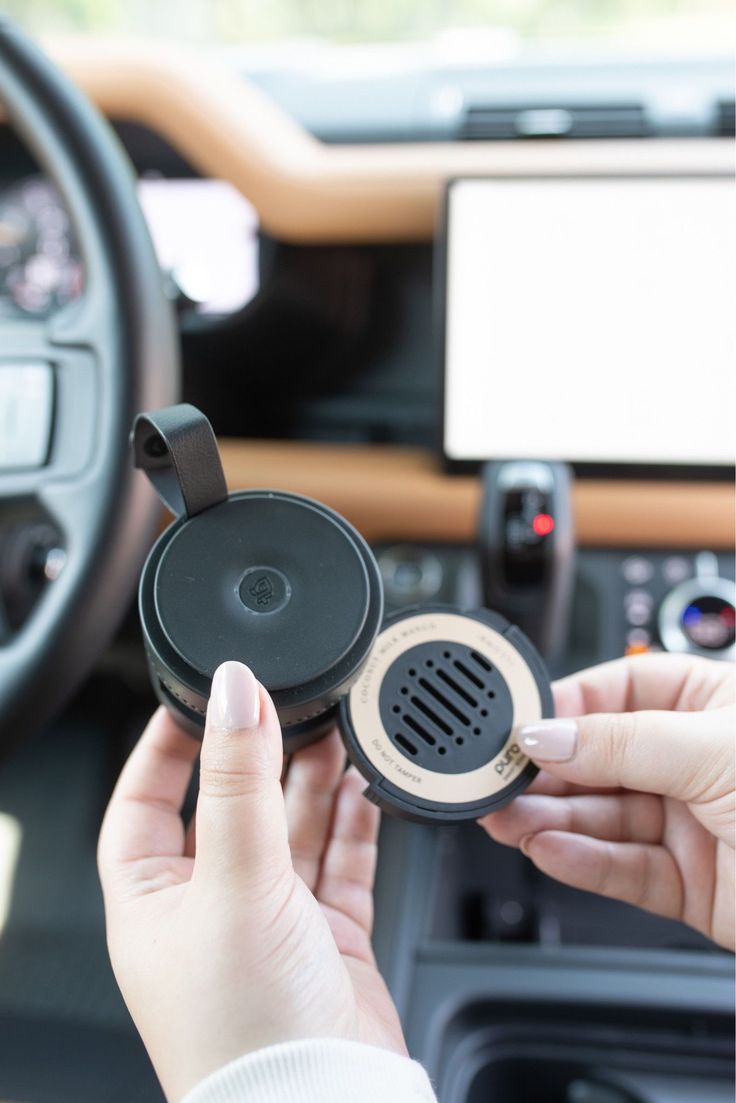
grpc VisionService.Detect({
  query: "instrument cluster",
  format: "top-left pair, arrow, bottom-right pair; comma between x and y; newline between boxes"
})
0,174 -> 259,319
0,175 -> 82,318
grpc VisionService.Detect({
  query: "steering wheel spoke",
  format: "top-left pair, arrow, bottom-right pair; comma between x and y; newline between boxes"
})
0,312 -> 98,507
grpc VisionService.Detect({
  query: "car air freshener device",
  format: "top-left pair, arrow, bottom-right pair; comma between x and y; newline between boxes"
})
339,606 -> 551,822
134,404 -> 384,751
134,404 -> 553,822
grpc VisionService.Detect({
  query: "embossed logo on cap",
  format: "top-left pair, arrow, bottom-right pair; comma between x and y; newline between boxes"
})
238,566 -> 291,615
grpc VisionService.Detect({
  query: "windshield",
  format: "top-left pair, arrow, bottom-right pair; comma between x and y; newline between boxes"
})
6,0 -> 735,54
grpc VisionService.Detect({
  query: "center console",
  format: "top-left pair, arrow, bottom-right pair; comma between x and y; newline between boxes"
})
372,529 -> 734,1102
373,808 -> 734,1103
378,542 -> 735,675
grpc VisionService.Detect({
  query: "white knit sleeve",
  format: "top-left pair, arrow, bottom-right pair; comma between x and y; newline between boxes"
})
181,1038 -> 438,1103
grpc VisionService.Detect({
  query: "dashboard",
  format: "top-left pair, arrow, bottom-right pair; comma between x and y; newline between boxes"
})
0,39 -> 733,553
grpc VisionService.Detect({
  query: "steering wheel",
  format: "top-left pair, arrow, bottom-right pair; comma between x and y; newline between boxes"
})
0,19 -> 179,749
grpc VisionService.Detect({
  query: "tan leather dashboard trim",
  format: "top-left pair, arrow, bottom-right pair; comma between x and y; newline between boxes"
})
218,440 -> 734,548
14,39 -> 730,243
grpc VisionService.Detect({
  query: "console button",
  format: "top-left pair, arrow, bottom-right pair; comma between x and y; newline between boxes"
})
624,590 -> 653,626
662,556 -> 691,585
378,545 -> 443,605
624,589 -> 653,609
621,556 -> 654,585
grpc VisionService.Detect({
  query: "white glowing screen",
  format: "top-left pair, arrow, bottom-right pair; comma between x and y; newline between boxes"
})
443,177 -> 735,466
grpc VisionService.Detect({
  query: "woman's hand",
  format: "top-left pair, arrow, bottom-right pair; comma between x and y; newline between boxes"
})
481,654 -> 735,949
98,662 -> 405,1103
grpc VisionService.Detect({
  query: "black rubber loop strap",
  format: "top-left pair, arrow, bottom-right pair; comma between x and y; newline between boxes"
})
132,403 -> 228,519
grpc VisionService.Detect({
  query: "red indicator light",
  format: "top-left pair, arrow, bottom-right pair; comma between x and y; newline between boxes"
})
532,513 -> 555,537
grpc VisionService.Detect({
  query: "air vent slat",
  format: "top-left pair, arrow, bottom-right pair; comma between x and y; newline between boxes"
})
459,102 -> 648,141
395,733 -> 418,756
470,650 -> 493,672
404,713 -> 436,746
411,694 -> 453,736
716,99 -> 735,137
452,659 -> 484,691
436,667 -> 478,708
419,677 -> 471,726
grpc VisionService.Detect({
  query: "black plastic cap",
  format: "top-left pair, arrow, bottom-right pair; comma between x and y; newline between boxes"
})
140,489 -> 383,750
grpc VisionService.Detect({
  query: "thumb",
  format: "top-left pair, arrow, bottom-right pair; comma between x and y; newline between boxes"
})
518,708 -> 730,805
194,661 -> 291,884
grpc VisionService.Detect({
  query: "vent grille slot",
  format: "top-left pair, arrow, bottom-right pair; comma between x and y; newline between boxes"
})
459,102 -> 648,141
395,733 -> 417,757
437,667 -> 477,708
418,676 -> 472,725
404,712 -> 436,746
411,694 -> 453,736
452,659 -> 484,690
716,99 -> 735,137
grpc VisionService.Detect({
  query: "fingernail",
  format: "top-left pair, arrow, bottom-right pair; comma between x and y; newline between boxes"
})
519,834 -> 535,857
209,661 -> 260,731
520,719 -> 577,762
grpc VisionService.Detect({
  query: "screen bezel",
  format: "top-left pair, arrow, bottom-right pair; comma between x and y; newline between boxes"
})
437,173 -> 735,481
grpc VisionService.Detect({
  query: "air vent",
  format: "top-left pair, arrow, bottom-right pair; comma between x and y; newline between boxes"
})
459,102 -> 648,140
716,99 -> 735,137
379,639 -> 514,774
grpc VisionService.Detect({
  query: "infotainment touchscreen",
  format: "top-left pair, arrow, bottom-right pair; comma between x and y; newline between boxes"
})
442,177 -> 735,469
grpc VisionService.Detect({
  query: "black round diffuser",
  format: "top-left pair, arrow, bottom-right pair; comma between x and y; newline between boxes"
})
339,605 -> 553,824
134,405 -> 383,751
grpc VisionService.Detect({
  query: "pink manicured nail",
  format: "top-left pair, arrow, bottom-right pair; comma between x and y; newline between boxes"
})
209,661 -> 260,731
520,719 -> 577,762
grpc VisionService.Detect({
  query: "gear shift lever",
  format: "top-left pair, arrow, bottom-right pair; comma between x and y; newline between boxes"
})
479,460 -> 575,663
